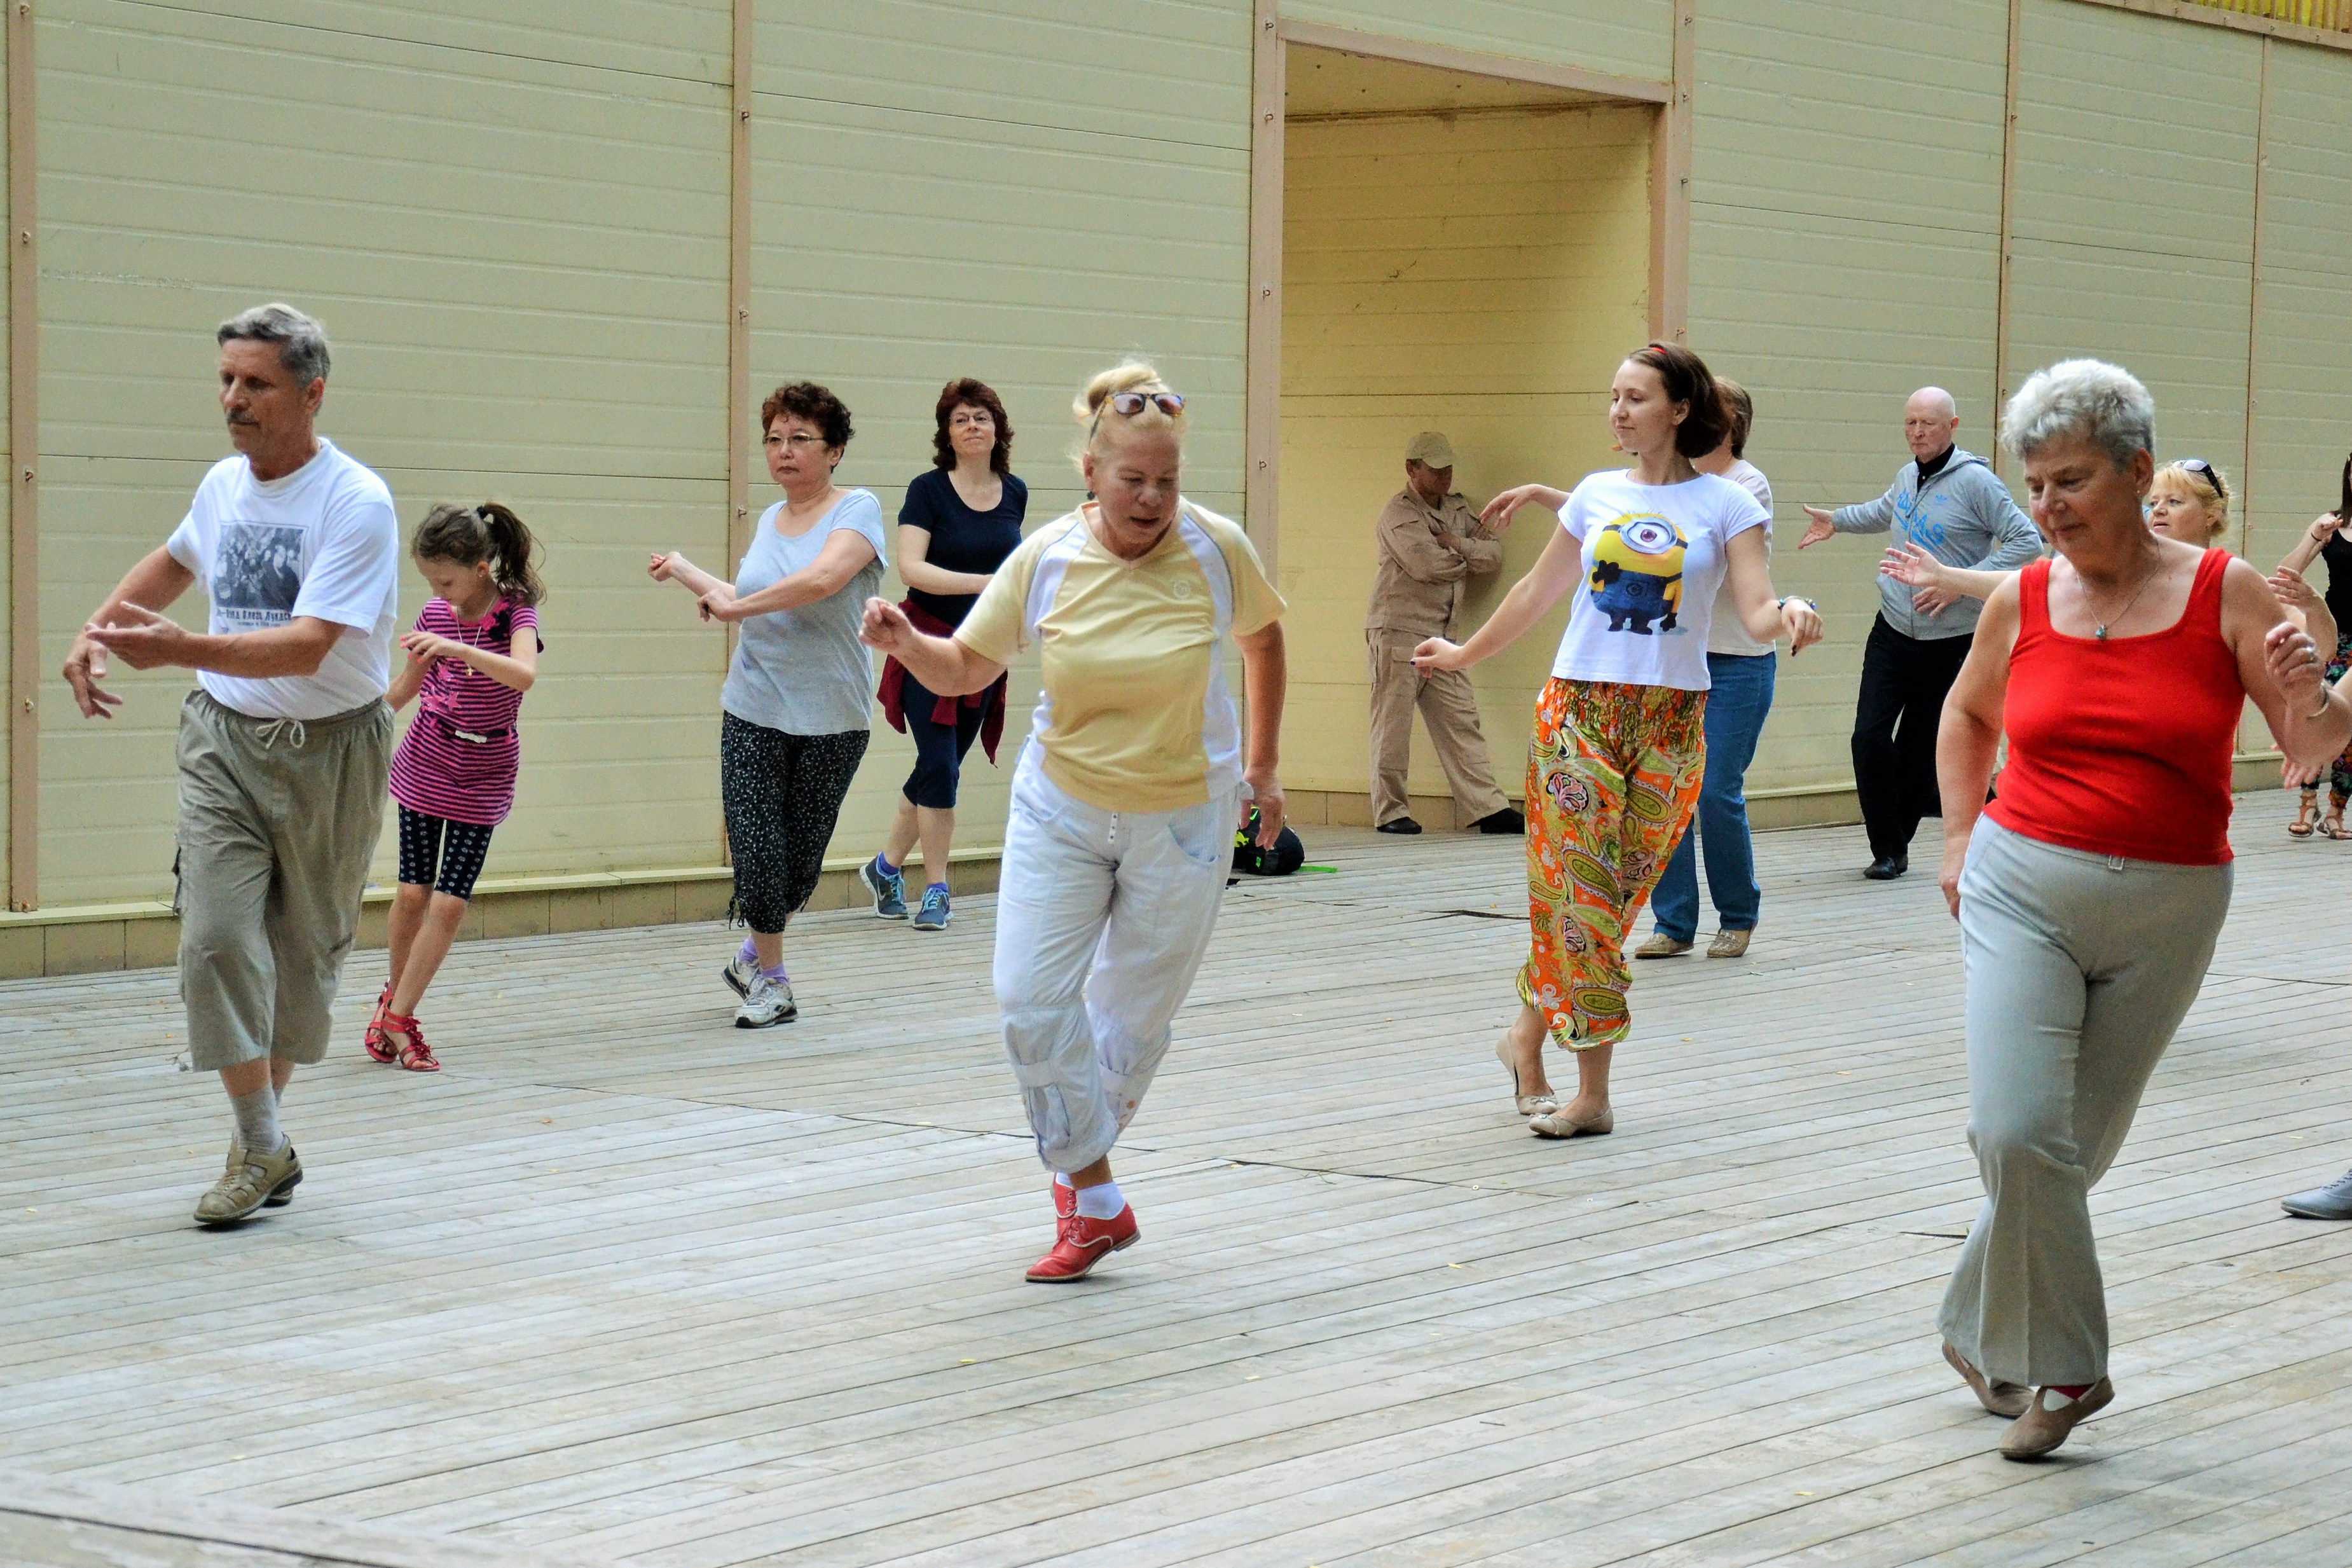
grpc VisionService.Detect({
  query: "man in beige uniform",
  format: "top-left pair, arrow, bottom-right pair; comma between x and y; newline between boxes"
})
1365,432 -> 1522,836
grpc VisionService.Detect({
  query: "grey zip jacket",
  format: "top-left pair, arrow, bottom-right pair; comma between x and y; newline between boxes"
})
1831,446 -> 2042,639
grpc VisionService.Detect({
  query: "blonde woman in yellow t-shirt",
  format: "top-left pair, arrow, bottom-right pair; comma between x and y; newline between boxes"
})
860,362 -> 1289,1283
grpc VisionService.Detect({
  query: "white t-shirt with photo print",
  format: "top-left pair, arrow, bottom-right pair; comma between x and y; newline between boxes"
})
164,439 -> 400,720
1547,469 -> 1769,692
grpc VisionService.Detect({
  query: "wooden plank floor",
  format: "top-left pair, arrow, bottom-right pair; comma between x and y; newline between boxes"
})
5,809 -> 2352,1567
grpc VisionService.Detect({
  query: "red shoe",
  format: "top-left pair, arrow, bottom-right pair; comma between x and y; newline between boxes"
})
383,1012 -> 440,1073
1026,1204 -> 1138,1283
363,984 -> 397,1063
1053,1180 -> 1076,1223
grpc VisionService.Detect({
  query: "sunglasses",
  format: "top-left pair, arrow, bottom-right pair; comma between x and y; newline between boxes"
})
1090,390 -> 1186,434
2175,457 -> 2228,500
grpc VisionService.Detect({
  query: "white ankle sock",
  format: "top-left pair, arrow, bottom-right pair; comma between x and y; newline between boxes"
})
1052,1171 -> 1073,1188
231,1086 -> 284,1155
1074,1181 -> 1124,1220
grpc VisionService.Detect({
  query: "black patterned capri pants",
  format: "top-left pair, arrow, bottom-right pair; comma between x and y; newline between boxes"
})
720,713 -> 870,933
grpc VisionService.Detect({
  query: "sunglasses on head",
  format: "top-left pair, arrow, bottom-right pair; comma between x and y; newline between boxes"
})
1099,390 -> 1185,420
2175,457 -> 2228,500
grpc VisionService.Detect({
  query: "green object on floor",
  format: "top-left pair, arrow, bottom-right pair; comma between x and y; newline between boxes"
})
1299,865 -> 1338,873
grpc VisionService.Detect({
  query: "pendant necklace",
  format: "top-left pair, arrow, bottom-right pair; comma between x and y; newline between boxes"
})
2086,556 -> 2159,641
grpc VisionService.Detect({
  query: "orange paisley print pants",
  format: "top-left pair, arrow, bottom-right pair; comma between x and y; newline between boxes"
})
1519,677 -> 1707,1050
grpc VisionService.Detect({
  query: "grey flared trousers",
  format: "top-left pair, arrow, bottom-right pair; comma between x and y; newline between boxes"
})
1937,816 -> 2232,1389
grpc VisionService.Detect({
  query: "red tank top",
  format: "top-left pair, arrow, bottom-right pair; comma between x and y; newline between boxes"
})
1984,549 -> 2241,865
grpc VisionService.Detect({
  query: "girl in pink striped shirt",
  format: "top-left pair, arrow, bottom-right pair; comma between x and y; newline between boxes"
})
368,503 -> 544,1071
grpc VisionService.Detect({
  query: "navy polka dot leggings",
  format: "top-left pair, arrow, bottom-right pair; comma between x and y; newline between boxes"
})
397,806 -> 496,900
720,714 -> 870,933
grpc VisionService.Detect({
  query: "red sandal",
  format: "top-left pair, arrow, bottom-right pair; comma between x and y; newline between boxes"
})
383,1012 -> 440,1073
363,983 -> 399,1063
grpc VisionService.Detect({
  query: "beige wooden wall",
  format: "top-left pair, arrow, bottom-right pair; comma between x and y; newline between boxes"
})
1278,105 -> 1651,808
16,0 -> 2352,914
20,0 -> 1252,910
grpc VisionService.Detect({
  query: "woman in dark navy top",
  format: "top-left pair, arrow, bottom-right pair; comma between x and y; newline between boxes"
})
862,378 -> 1026,930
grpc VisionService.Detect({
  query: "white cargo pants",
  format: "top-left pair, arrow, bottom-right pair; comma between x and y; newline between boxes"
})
993,747 -> 1241,1173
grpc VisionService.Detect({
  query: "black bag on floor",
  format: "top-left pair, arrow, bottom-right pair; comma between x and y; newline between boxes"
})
1232,809 -> 1305,876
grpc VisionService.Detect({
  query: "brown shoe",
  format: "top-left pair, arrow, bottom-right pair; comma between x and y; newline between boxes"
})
194,1140 -> 301,1227
1633,932 -> 1692,959
1997,1379 -> 2113,1459
1707,928 -> 1752,959
1942,1341 -> 2030,1419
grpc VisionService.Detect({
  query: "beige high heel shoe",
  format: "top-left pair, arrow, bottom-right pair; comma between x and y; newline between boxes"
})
1495,1037 -> 1557,1117
1529,1103 -> 1614,1138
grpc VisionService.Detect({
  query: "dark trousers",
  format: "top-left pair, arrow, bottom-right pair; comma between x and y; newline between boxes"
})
720,713 -> 870,933
1852,614 -> 1973,860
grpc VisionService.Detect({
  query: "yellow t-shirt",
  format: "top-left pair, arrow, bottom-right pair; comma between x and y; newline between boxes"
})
956,502 -> 1285,813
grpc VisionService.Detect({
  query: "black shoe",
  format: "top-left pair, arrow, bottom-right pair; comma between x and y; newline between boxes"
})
1473,807 -> 1525,836
2283,1169 -> 2352,1220
1863,853 -> 1909,881
1375,816 -> 1423,836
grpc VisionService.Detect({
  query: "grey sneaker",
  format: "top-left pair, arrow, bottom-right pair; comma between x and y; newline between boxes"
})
2283,1167 -> 2352,1219
722,951 -> 759,1000
912,884 -> 951,932
195,1139 -> 301,1227
734,972 -> 797,1028
860,855 -> 907,919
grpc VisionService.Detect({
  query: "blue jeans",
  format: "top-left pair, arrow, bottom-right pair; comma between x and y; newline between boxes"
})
1650,651 -> 1775,942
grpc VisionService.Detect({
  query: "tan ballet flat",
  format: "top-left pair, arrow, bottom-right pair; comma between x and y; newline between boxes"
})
1496,1038 -> 1557,1117
1998,1378 -> 2113,1460
1707,928 -> 1752,959
1943,1341 -> 2030,1419
1633,932 -> 1692,959
1529,1104 -> 1613,1139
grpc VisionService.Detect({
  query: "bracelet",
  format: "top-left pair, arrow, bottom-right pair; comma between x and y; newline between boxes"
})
2312,691 -> 2335,721
1777,596 -> 1815,614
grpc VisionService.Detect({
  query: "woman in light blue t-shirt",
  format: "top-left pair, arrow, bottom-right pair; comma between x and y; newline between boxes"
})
650,382 -> 886,1028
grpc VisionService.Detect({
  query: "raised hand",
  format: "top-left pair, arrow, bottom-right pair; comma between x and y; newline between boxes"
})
648,551 -> 684,583
84,604 -> 190,672
1799,506 -> 1838,549
1410,636 -> 1466,677
2267,619 -> 2328,710
62,630 -> 123,720
1479,485 -> 1555,531
399,629 -> 460,664
858,596 -> 915,654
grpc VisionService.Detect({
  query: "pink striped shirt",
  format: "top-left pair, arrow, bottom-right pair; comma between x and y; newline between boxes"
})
388,597 -> 538,826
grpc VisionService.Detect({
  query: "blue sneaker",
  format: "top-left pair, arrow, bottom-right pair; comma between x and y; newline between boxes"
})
912,884 -> 951,932
860,855 -> 907,919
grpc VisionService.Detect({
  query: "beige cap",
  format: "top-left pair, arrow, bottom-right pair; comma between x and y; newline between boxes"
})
1405,431 -> 1457,469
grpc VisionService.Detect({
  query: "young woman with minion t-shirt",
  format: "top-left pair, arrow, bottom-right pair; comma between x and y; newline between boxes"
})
1414,343 -> 1825,1141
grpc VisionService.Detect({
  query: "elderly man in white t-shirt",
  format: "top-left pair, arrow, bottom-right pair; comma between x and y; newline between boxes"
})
65,303 -> 398,1227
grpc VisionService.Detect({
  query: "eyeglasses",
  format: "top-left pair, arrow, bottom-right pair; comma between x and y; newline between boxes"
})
764,432 -> 830,450
1089,390 -> 1186,434
2175,457 -> 2228,500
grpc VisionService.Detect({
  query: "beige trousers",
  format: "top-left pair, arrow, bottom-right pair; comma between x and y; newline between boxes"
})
176,691 -> 394,1071
1366,629 -> 1508,827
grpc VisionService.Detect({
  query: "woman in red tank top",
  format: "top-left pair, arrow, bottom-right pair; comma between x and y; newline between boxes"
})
1930,361 -> 2350,1461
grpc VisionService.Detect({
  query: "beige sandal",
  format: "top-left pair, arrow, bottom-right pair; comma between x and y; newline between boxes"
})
1495,1037 -> 1557,1117
1943,1341 -> 2030,1419
2323,804 -> 2351,840
1707,928 -> 1752,959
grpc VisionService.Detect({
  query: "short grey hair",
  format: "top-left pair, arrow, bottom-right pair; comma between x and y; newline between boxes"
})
2002,358 -> 2154,467
217,302 -> 331,387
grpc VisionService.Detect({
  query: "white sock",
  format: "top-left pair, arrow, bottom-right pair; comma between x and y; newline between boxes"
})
231,1085 -> 284,1155
1052,1171 -> 1073,1188
1074,1180 -> 1125,1220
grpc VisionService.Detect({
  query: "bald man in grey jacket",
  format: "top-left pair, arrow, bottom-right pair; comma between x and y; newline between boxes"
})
1802,388 -> 2041,880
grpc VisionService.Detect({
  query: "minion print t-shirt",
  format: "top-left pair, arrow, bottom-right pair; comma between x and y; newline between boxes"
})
1548,469 -> 1769,692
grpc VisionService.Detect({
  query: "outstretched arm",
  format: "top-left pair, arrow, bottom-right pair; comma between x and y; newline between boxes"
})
858,598 -> 1005,697
1723,527 -> 1824,653
1410,517 -> 1585,674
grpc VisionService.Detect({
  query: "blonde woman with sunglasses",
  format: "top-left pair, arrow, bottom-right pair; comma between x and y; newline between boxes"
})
861,362 -> 1288,1283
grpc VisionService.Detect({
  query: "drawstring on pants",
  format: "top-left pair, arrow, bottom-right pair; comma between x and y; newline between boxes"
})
256,718 -> 308,751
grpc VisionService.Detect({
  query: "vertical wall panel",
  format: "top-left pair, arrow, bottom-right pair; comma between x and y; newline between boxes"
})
1689,0 -> 2010,796
748,3 -> 1251,862
1279,105 -> 1651,804
39,0 -> 732,904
